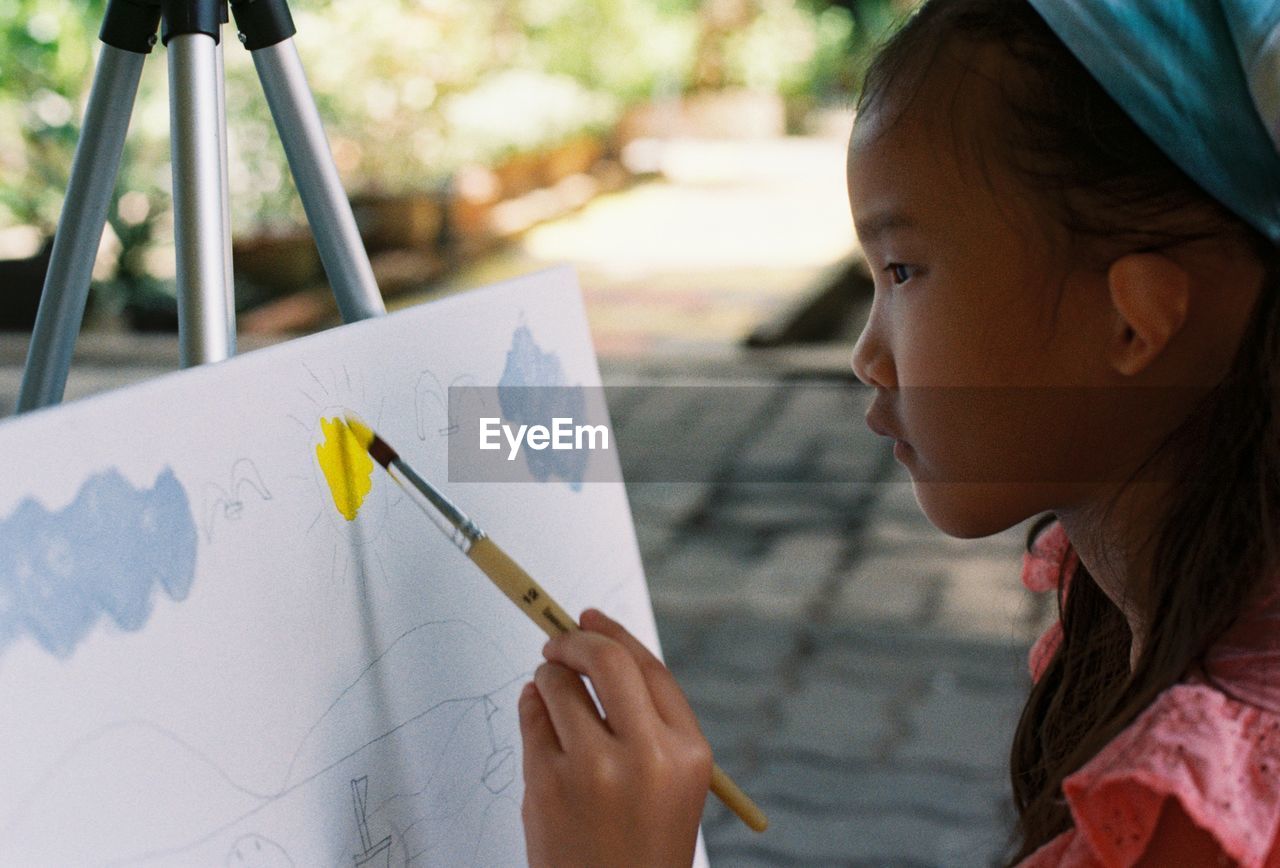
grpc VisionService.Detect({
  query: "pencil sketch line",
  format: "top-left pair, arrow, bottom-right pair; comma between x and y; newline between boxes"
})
202,459 -> 273,543
301,362 -> 328,396
100,674 -> 532,867
224,832 -> 294,868
383,754 -> 520,860
404,792 -> 520,866
1,718 -> 277,840
369,681 -> 508,816
280,619 -> 521,788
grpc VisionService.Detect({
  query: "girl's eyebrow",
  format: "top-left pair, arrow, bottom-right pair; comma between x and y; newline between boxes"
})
855,211 -> 919,244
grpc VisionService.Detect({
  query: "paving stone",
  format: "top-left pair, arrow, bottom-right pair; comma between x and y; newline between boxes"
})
869,479 -> 924,522
695,855 -> 777,868
676,666 -> 775,718
738,529 -> 846,618
693,710 -> 766,765
647,534 -> 763,614
625,481 -> 712,525
1025,591 -> 1058,643
933,553 -> 1038,644
862,510 -> 1027,559
750,754 -> 1009,819
615,386 -> 707,480
601,383 -> 653,429
816,433 -> 887,484
713,482 -> 866,531
705,803 -> 1008,867
831,553 -> 943,625
698,615 -> 801,677
806,634 -> 1030,696
738,384 -> 863,473
634,383 -> 784,480
631,514 -> 678,567
895,681 -> 1023,775
0,366 -> 163,413
678,384 -> 784,471
761,674 -> 897,763
652,612 -> 705,669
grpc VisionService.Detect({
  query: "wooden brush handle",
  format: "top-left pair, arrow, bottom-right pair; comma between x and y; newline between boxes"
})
467,535 -> 578,638
465,535 -> 769,833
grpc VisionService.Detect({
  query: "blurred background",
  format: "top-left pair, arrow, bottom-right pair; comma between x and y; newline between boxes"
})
0,1 -> 1056,865
0,0 -> 915,344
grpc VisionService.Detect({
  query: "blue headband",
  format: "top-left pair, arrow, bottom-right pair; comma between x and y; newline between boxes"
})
1026,0 -> 1280,245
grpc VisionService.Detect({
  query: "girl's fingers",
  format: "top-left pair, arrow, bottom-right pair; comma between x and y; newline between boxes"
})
542,629 -> 661,740
578,608 -> 702,735
518,681 -> 561,780
533,661 -> 607,751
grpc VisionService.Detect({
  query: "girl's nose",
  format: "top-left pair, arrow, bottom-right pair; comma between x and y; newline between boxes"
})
851,308 -> 894,389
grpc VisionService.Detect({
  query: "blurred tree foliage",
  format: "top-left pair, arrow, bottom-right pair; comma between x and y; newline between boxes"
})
0,0 -> 916,311
0,0 -> 171,312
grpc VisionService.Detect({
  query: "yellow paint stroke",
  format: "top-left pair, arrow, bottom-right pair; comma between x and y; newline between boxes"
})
316,416 -> 373,521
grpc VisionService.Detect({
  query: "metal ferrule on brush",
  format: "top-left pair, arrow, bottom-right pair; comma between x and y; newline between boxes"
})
389,458 -> 485,553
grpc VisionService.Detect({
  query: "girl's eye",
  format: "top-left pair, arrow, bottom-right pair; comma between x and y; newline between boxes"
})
884,263 -> 912,285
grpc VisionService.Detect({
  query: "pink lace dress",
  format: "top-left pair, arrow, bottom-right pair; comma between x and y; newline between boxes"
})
1015,520 -> 1280,868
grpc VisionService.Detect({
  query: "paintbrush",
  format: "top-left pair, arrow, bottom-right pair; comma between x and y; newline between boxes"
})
344,414 -> 768,834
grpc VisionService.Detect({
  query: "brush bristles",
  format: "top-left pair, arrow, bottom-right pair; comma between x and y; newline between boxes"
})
344,414 -> 398,468
367,433 -> 398,469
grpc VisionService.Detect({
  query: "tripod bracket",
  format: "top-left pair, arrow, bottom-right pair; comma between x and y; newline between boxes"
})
230,0 -> 297,51
99,0 -> 163,54
159,0 -> 224,45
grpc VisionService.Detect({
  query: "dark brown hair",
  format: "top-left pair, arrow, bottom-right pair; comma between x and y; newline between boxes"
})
854,0 -> 1280,862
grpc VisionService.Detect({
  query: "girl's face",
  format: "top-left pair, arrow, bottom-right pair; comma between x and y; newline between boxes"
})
847,70 -> 1127,538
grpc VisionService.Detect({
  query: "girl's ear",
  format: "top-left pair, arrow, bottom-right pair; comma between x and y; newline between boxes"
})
1104,252 -> 1191,377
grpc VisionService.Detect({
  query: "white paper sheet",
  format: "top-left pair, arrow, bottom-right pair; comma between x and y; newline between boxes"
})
0,267 -> 709,867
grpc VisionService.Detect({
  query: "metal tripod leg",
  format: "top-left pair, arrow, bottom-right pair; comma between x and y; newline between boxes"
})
251,39 -> 386,323
215,32 -> 237,354
18,0 -> 386,414
16,45 -> 148,413
230,0 -> 384,323
169,30 -> 232,367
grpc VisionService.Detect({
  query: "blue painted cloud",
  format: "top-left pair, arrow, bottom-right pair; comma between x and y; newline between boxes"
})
498,324 -> 587,490
0,467 -> 197,658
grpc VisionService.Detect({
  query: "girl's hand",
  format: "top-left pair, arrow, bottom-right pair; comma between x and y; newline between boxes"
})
518,607 -> 712,868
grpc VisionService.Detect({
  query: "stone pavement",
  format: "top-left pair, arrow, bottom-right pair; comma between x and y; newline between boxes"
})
0,336 -> 1052,867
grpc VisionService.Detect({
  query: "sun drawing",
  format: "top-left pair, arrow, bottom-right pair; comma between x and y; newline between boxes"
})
315,416 -> 374,521
286,362 -> 402,588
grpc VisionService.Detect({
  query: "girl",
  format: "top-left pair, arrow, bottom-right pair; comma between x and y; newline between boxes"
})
517,0 -> 1280,865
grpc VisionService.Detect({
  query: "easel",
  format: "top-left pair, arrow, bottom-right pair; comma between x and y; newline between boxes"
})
17,0 -> 386,413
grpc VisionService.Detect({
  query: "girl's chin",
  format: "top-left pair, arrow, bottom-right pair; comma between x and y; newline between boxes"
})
911,480 -> 1056,539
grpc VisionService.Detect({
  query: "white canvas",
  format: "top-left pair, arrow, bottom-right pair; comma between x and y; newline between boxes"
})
0,267 -> 710,867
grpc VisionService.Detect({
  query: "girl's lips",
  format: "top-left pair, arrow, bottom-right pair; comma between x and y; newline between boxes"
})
864,407 -> 906,443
